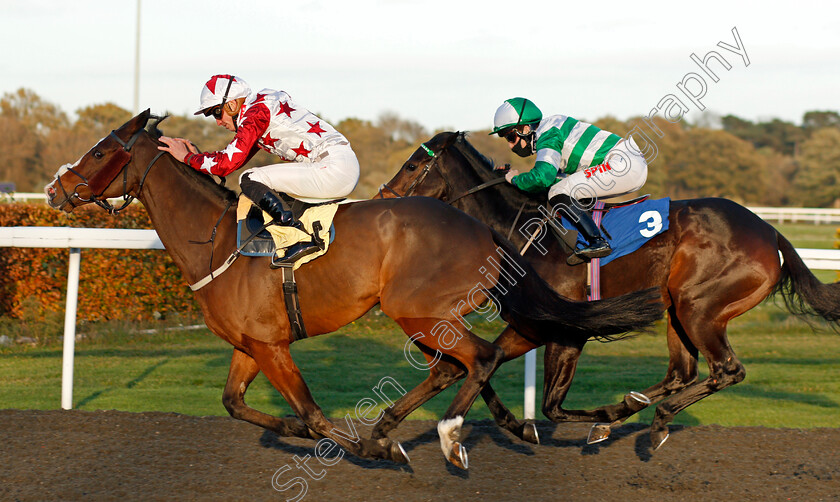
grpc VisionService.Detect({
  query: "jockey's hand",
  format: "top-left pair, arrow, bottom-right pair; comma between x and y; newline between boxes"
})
504,169 -> 520,184
158,136 -> 198,163
494,163 -> 511,173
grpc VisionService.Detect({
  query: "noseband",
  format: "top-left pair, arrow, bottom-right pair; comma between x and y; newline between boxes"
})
54,128 -> 164,214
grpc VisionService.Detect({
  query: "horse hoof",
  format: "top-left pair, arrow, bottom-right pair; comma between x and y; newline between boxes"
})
447,441 -> 469,470
628,391 -> 652,405
377,438 -> 410,464
392,441 -> 410,464
587,423 -> 611,444
651,428 -> 670,451
520,422 -> 540,445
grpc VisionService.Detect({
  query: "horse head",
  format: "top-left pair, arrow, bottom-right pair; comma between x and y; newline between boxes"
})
45,109 -> 163,213
379,131 -> 465,200
381,131 -> 528,210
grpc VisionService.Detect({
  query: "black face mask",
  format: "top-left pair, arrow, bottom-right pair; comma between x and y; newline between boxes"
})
511,133 -> 535,157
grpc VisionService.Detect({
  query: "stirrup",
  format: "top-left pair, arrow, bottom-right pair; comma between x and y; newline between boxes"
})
270,241 -> 319,268
575,241 -> 612,260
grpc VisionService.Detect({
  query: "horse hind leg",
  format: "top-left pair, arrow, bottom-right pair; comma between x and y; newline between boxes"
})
587,309 -> 700,443
222,348 -> 314,439
649,321 -> 746,450
381,325 -> 540,445
396,317 -> 505,469
371,349 -> 466,440
481,383 -> 540,444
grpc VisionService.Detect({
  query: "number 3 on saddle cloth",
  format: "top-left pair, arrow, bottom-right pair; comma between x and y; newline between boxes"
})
558,196 -> 670,300
235,195 -> 338,270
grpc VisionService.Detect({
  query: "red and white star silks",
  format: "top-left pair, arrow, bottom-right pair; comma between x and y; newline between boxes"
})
184,89 -> 347,177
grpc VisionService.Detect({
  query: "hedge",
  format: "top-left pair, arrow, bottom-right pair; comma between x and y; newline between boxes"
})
0,202 -> 199,322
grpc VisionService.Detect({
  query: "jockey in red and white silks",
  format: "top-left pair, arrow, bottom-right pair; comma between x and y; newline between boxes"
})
158,74 -> 359,264
182,75 -> 359,200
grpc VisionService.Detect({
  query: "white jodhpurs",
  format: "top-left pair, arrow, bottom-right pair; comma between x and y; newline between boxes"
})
240,143 -> 360,200
547,136 -> 648,201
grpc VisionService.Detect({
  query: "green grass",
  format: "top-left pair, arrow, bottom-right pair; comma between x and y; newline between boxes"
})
772,222 -> 838,249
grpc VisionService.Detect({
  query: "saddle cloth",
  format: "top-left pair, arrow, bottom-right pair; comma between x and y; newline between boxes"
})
560,196 -> 670,267
236,196 -> 338,270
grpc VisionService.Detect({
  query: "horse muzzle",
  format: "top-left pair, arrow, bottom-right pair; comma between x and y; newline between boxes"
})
44,178 -> 75,212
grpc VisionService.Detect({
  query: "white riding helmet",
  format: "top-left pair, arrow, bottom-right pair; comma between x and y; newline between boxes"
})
490,97 -> 543,135
194,74 -> 251,116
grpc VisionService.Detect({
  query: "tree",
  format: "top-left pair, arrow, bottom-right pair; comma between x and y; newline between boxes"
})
74,103 -> 132,137
377,111 -> 427,144
0,88 -> 69,135
666,128 -> 763,203
802,110 -> 840,131
756,147 -> 797,206
0,89 -> 72,190
0,115 -> 40,188
793,128 -> 840,207
721,114 -> 803,156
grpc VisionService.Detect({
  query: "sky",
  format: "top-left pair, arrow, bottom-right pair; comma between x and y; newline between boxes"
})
1,0 -> 839,133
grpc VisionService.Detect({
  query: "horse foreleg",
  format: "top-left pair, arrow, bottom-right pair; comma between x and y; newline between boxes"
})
248,339 -> 409,464
479,326 -> 541,444
222,348 -> 316,439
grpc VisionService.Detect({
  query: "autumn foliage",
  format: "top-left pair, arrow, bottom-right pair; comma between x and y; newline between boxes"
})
0,202 -> 199,322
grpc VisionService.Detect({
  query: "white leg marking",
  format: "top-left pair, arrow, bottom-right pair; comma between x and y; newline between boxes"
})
437,415 -> 464,456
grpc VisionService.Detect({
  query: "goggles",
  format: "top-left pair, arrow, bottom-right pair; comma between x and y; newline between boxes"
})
203,77 -> 234,120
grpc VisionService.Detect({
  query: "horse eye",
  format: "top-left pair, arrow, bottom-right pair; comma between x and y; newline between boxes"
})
93,150 -> 104,159
405,163 -> 418,172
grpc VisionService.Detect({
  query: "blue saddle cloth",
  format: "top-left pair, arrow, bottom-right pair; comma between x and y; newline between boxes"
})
561,197 -> 670,266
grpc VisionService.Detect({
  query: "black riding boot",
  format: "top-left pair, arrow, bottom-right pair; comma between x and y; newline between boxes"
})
255,192 -> 299,229
254,192 -> 318,265
550,194 -> 612,260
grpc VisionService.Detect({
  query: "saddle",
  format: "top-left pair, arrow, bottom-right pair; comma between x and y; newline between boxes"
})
235,194 -> 339,262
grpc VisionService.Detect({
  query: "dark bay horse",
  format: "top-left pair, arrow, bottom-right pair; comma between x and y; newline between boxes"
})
44,111 -> 663,468
379,131 -> 840,449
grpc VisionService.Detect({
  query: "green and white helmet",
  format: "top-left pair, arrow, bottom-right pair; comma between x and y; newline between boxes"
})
490,97 -> 542,135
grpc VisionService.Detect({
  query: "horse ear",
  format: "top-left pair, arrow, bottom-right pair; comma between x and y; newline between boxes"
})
136,109 -> 152,130
115,109 -> 152,136
442,131 -> 461,149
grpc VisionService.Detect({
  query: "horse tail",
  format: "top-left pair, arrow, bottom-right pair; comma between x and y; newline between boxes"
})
486,231 -> 664,342
773,233 -> 840,329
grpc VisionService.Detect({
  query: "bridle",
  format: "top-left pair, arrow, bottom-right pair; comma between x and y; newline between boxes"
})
54,128 -> 165,215
378,137 -> 506,203
378,143 -> 451,199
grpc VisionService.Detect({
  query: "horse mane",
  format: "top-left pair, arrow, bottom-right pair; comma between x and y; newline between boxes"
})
146,114 -> 167,139
450,132 -> 544,207
147,115 -> 238,206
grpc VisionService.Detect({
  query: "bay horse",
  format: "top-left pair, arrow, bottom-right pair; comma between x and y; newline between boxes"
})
44,111 -> 664,468
378,130 -> 840,449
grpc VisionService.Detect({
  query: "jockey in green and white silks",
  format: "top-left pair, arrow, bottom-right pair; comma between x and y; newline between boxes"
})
491,97 -> 648,261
